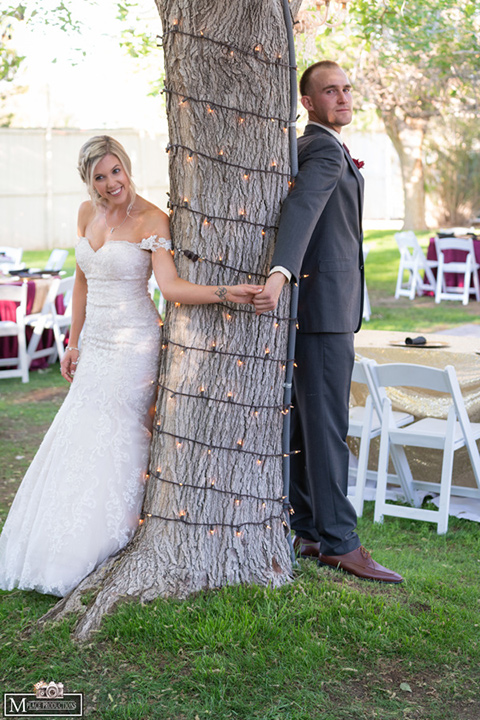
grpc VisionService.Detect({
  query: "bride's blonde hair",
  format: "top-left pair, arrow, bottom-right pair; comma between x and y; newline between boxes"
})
77,135 -> 137,207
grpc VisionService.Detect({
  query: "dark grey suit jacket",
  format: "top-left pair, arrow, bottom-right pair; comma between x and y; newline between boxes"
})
271,124 -> 364,333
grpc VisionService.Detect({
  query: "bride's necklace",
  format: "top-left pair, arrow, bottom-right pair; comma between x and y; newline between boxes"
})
104,202 -> 134,235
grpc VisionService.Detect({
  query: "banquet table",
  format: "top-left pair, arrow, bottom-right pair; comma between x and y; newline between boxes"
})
352,328 -> 480,496
427,236 -> 480,289
0,275 -> 64,369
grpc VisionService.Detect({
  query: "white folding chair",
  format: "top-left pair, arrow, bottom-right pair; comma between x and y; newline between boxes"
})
25,277 -> 61,367
0,283 -> 29,383
148,273 -> 166,315
394,232 -> 437,299
0,246 -> 24,273
362,246 -> 371,322
48,275 -> 75,362
348,359 -> 380,515
347,358 -> 414,517
44,249 -> 69,272
373,362 -> 480,534
434,236 -> 480,305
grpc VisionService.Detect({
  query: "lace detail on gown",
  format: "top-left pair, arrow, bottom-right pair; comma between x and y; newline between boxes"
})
0,236 -> 162,597
139,235 -> 172,252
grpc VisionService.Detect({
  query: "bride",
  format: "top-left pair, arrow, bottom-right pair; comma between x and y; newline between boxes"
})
0,135 -> 262,597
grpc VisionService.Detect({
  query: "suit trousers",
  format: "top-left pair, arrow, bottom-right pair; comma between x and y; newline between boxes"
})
289,331 -> 360,555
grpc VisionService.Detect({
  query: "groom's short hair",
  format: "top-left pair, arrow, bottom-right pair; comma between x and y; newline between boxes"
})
300,61 -> 342,96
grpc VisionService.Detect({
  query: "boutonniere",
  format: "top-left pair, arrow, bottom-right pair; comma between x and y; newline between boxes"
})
342,142 -> 364,170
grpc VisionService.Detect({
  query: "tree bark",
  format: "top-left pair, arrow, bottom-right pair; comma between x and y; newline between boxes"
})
40,0 -> 300,641
381,111 -> 429,231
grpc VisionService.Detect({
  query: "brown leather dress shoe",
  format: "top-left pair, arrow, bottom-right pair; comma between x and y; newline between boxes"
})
318,546 -> 403,584
293,535 -> 320,560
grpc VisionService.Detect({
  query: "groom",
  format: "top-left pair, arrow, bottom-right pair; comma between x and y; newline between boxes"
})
254,61 -> 402,583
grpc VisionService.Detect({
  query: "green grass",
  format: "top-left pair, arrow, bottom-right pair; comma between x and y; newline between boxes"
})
1,504 -> 479,718
0,366 -> 68,515
1,235 -> 479,719
363,231 -> 480,331
24,249 -> 77,277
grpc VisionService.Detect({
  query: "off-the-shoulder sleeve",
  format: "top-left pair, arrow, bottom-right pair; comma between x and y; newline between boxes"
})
139,235 -> 172,252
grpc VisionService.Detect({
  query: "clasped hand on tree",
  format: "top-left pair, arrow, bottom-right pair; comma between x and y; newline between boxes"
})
252,272 -> 287,315
224,284 -> 264,304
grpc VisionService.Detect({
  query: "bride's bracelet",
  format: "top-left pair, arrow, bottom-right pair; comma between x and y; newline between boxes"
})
66,346 -> 79,352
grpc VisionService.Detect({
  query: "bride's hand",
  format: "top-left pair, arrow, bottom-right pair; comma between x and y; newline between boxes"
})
222,285 -> 264,305
60,347 -> 80,383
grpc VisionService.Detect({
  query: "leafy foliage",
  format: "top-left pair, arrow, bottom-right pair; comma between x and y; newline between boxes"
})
425,115 -> 480,226
295,0 -> 480,228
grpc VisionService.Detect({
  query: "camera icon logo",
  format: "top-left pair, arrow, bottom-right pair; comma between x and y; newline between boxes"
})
34,681 -> 65,699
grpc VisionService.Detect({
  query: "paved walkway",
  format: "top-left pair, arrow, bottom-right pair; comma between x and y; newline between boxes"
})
437,323 -> 480,337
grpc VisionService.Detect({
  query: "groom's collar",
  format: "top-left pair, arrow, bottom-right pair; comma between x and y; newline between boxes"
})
306,121 -> 342,145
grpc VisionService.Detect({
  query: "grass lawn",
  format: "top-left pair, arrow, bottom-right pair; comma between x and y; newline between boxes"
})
1,233 -> 479,719
363,231 -> 480,332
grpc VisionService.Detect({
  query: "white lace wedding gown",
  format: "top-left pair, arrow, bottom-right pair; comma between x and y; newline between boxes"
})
0,235 -> 170,597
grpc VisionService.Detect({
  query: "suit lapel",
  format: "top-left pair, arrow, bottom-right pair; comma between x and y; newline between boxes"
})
303,124 -> 364,236
341,143 -> 364,235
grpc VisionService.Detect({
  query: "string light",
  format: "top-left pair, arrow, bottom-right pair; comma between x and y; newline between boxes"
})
169,199 -> 278,231
162,88 -> 291,127
156,13 -> 298,554
159,27 -> 295,69
162,339 -> 295,364
174,247 -> 269,281
157,382 -> 288,412
139,512 -> 285,531
155,428 -> 300,460
148,471 -> 284,505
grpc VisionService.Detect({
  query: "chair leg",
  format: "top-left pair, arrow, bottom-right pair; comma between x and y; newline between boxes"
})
473,263 -> 480,302
435,264 -> 443,303
52,323 -> 67,362
408,270 -> 416,300
351,398 -> 374,518
411,257 -> 423,298
395,260 -> 404,299
463,265 -> 471,305
374,399 -> 391,525
389,445 -> 417,506
27,324 -> 43,363
436,437 -> 455,535
363,283 -> 371,322
17,329 -> 29,383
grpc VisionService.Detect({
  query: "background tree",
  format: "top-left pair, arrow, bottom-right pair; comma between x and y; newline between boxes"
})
41,0 -> 303,641
295,0 -> 480,229
425,115 -> 480,227
0,8 -> 25,126
0,2 -> 87,125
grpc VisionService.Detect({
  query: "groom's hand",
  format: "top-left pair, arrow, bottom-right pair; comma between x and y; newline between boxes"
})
252,272 -> 287,314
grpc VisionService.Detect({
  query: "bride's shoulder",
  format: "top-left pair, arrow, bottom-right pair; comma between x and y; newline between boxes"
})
134,198 -> 171,252
78,200 -> 95,219
138,199 -> 169,226
136,197 -> 170,237
77,200 -> 96,236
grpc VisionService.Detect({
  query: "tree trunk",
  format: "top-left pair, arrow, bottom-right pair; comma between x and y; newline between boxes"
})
40,0 -> 301,641
382,110 -> 429,231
